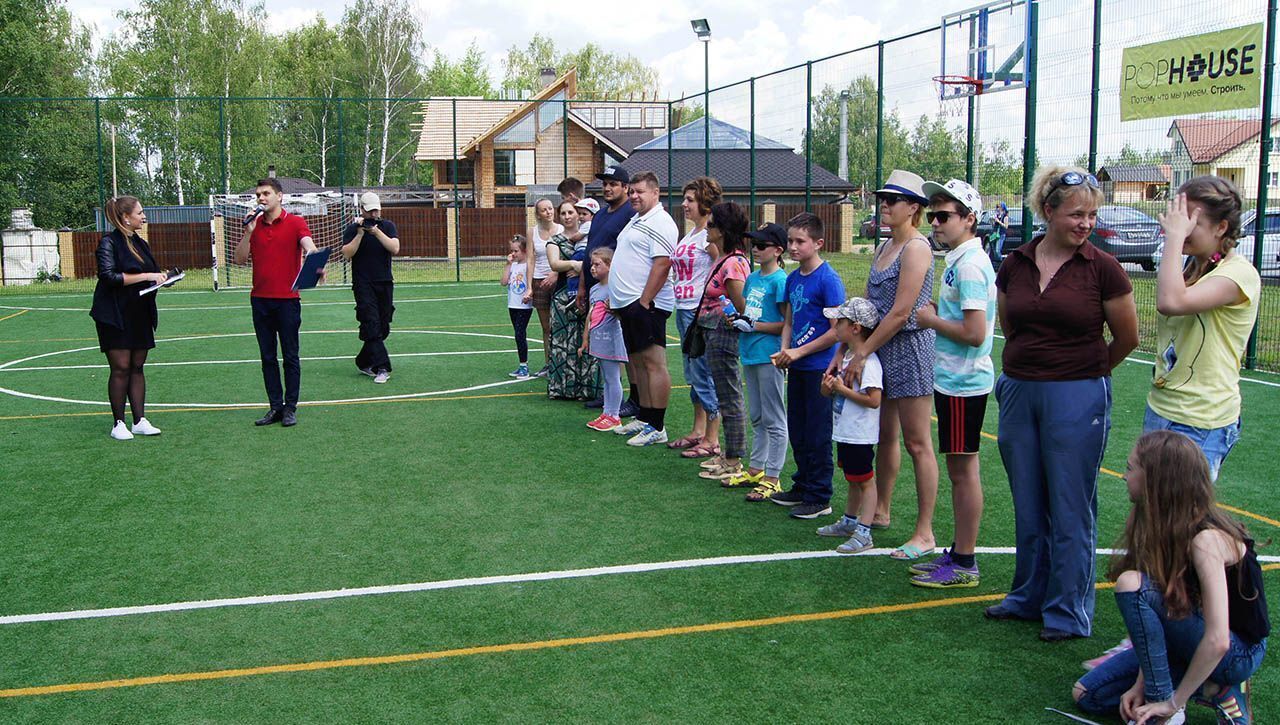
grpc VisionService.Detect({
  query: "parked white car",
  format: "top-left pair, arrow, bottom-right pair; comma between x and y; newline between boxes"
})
1151,208 -> 1280,277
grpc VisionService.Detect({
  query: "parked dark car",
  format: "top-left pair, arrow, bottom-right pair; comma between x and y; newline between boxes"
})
976,208 -> 1043,254
1160,208 -> 1280,277
859,214 -> 892,241
1090,205 -> 1161,270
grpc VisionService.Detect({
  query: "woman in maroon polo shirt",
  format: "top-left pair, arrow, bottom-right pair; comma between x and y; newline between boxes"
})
983,166 -> 1139,642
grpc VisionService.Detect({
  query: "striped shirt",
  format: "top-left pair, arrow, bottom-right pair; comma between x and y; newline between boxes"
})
609,204 -> 677,311
935,238 -> 996,396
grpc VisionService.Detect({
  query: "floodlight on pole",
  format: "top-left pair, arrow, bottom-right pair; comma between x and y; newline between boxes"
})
691,19 -> 711,175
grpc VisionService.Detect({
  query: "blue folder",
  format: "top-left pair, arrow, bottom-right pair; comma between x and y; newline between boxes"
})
292,249 -> 331,290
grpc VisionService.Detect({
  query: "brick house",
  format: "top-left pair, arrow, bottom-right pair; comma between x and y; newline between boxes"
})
1167,118 -> 1280,198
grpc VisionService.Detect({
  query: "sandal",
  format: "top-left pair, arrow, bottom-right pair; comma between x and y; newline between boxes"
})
681,442 -> 720,459
666,434 -> 702,450
745,480 -> 782,502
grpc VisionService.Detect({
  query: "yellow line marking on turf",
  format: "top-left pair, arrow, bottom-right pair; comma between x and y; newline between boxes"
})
0,592 -> 1007,699
0,310 -> 28,323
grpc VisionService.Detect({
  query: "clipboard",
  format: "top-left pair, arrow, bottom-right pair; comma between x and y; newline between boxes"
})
138,271 -> 185,296
292,249 -> 331,290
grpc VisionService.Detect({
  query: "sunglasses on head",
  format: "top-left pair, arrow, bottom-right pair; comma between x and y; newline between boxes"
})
877,192 -> 909,206
1049,171 -> 1100,194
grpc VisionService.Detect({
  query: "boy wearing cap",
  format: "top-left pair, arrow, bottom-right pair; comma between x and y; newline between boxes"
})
340,192 -> 401,384
728,223 -> 789,499
816,297 -> 884,554
769,212 -> 846,519
910,179 -> 996,588
574,197 -> 598,237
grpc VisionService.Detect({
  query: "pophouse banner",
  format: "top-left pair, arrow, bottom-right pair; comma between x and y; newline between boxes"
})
1121,24 -> 1264,122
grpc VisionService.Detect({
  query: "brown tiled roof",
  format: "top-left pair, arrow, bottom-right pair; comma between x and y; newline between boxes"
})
1168,119 -> 1277,164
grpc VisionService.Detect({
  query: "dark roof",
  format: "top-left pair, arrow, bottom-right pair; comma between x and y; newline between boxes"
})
597,149 -> 855,193
599,128 -> 663,154
634,117 -> 791,151
1097,164 -> 1169,183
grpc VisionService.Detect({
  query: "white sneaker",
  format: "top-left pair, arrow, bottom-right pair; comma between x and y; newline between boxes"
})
627,425 -> 668,447
110,420 -> 134,440
613,419 -> 646,436
131,418 -> 161,436
374,371 -> 390,384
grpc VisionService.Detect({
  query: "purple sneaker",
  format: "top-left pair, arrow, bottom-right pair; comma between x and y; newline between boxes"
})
909,562 -> 980,589
907,548 -> 952,576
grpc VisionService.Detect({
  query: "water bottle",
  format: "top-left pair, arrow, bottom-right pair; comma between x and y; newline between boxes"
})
719,295 -> 737,316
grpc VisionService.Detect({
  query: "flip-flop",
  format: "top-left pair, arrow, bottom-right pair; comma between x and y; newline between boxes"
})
667,435 -> 702,450
889,543 -> 935,561
681,443 -> 720,459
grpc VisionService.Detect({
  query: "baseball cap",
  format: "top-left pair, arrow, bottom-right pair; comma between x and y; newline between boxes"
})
594,165 -> 630,183
574,198 -> 600,214
823,296 -> 880,329
921,179 -> 983,217
745,222 -> 787,248
359,192 -> 382,211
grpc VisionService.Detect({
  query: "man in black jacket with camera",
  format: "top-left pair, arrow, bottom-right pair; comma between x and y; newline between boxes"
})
340,192 -> 400,384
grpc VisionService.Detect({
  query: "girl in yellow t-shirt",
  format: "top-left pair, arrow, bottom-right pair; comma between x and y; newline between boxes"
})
1148,176 -> 1260,482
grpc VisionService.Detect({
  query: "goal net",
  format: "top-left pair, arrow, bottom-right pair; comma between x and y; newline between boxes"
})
209,192 -> 356,290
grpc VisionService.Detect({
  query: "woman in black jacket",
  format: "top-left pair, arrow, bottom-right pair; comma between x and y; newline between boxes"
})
90,196 -> 169,440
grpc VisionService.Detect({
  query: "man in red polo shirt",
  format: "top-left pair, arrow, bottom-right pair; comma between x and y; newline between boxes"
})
233,177 -> 325,427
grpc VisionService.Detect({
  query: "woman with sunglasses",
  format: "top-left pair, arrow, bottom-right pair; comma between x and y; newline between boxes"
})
839,170 -> 940,561
985,166 -> 1139,642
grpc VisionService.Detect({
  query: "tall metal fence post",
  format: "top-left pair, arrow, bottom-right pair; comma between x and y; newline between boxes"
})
337,99 -> 346,197
1021,1 -> 1040,249
452,98 -> 461,283
218,97 -> 227,194
966,95 -> 976,184
704,41 -> 711,177
667,101 -> 674,210
750,77 -> 756,224
1246,0 -> 1278,369
94,98 -> 106,221
805,61 -> 813,211
1088,0 -> 1102,172
562,97 -> 568,182
875,41 -> 885,234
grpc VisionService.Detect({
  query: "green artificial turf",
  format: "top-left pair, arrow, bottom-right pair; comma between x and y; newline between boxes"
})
0,277 -> 1276,723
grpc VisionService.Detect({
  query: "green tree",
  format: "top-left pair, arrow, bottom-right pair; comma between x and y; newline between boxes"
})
501,34 -> 660,99
425,42 -> 492,97
805,76 -> 911,193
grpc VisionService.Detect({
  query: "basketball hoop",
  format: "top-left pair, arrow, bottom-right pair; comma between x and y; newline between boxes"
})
934,75 -> 983,119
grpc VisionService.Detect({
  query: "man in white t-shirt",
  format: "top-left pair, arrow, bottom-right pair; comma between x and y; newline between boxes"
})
610,171 -> 676,446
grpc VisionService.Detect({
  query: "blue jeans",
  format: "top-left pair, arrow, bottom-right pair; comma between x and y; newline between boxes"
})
786,369 -> 833,504
1076,575 -> 1267,714
676,308 -> 719,417
995,375 -> 1112,636
1143,406 -> 1241,483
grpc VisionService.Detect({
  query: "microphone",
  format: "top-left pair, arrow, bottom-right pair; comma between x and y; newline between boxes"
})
242,206 -> 264,226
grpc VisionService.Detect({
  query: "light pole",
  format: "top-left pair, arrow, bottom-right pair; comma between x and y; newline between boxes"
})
838,90 -> 850,181
691,18 -> 711,176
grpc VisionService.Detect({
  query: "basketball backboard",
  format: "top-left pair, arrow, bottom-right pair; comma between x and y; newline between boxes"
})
939,0 -> 1030,98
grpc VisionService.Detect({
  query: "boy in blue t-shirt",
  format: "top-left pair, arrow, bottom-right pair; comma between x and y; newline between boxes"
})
913,179 -> 996,589
728,223 -> 790,500
769,213 -> 846,519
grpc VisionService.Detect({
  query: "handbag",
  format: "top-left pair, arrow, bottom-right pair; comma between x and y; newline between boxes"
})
680,254 -> 736,359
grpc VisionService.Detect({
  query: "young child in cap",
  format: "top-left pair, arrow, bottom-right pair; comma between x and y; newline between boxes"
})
815,297 -> 883,554
912,178 -> 996,588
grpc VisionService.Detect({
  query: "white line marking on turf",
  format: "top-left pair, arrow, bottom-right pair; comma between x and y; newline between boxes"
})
0,330 -> 539,407
0,293 -> 502,313
0,348 -> 543,372
5,547 -> 1276,625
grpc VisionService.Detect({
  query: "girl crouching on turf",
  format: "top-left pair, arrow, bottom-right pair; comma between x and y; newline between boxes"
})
503,235 -> 533,379
581,248 -> 627,431
1072,430 -> 1268,725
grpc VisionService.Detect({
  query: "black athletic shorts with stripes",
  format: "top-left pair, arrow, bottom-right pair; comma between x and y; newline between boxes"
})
934,391 -> 988,455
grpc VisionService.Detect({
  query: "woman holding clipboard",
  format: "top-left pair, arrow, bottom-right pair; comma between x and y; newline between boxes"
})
90,195 -> 170,440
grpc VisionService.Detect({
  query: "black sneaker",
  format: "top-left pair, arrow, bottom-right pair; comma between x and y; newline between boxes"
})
789,502 -> 833,519
583,397 -> 605,409
769,489 -> 805,507
281,408 -> 298,427
618,399 -> 639,418
255,408 -> 283,426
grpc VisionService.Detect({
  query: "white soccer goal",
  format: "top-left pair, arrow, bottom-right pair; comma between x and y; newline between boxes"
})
208,192 -> 356,290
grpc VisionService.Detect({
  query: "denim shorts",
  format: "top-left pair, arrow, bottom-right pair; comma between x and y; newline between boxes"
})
1143,406 -> 1241,482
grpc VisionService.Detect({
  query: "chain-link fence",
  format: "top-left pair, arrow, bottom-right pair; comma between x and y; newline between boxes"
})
0,1 -> 1275,368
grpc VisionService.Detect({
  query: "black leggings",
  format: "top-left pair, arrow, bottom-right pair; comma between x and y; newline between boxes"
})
509,308 -> 533,363
105,348 -> 149,423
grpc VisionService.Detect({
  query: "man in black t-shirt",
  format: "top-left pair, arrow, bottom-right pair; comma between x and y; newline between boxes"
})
340,192 -> 400,383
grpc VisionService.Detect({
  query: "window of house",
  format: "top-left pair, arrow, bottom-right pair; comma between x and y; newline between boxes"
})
644,107 -> 665,128
593,107 -> 615,129
496,112 -> 536,143
571,108 -> 591,124
1270,171 -> 1279,188
494,193 -> 526,208
494,149 -> 536,186
618,107 -> 642,128
539,91 -> 565,132
442,158 -> 474,185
